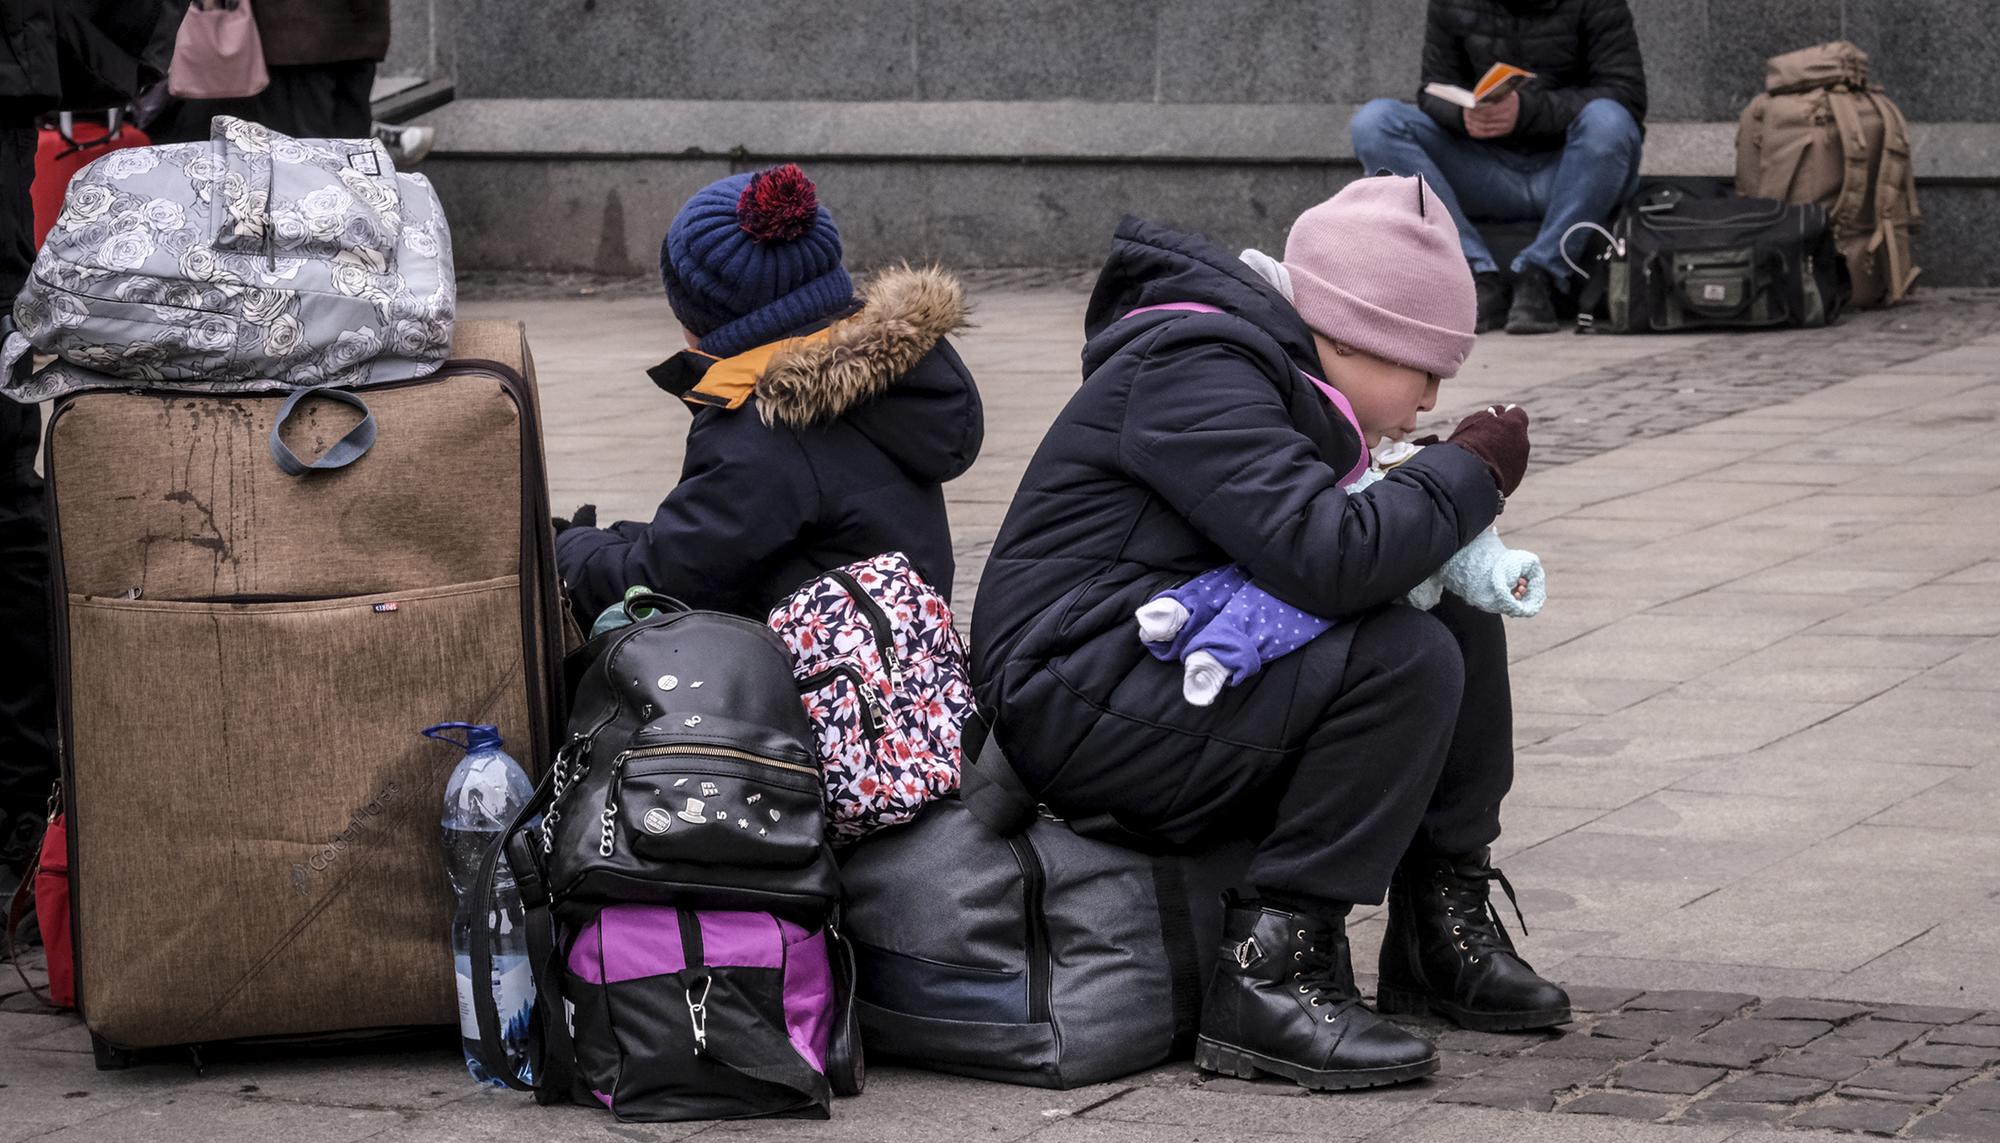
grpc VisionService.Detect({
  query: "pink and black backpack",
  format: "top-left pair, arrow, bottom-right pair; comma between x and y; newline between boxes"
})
768,552 -> 976,846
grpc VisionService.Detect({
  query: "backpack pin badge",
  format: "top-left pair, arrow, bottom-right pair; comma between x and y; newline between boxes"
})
685,715 -> 702,728
643,808 -> 673,834
678,798 -> 708,825
657,674 -> 678,691
700,781 -> 720,797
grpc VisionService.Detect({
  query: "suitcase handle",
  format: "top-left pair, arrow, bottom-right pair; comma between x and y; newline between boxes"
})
268,387 -> 377,476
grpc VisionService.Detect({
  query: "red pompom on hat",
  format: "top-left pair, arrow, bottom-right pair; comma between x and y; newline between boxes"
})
736,163 -> 820,243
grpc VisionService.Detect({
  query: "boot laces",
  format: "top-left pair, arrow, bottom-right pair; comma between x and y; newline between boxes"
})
1437,863 -> 1530,965
1289,929 -> 1364,1022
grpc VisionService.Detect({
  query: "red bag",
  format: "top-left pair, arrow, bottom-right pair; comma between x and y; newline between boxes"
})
32,113 -> 152,251
5,807 -> 71,1009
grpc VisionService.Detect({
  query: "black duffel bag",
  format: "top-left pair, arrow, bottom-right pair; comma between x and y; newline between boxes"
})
1569,183 -> 1851,333
839,723 -> 1252,1089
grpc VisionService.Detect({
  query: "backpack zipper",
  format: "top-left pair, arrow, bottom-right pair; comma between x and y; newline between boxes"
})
678,910 -> 710,1055
823,568 -> 902,686
616,743 -> 819,779
797,664 -> 888,740
600,744 -> 818,856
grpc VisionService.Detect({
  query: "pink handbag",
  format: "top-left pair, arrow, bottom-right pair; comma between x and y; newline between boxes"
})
168,0 -> 270,101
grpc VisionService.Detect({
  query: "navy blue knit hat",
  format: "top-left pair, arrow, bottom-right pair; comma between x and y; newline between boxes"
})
660,164 -> 855,359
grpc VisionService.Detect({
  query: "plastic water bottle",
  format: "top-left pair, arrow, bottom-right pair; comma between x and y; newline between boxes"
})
427,722 -> 537,1087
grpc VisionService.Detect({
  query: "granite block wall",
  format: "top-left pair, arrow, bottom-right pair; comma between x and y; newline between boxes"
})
438,0 -> 1994,119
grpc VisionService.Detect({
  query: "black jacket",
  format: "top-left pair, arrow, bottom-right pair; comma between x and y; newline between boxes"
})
970,218 -> 1499,742
1418,0 -> 1647,147
0,0 -> 185,125
556,266 -> 983,622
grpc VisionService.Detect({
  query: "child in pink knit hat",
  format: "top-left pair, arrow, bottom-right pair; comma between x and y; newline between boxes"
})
1140,175 -> 1542,705
974,174 -> 1562,1092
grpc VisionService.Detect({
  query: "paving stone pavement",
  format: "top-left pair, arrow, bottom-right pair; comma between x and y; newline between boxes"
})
7,282 -> 2000,1141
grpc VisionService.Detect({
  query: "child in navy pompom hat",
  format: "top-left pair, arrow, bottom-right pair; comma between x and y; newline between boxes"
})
660,163 -> 856,358
553,164 -> 984,623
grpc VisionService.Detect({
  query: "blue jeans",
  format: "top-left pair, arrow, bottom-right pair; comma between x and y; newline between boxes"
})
1349,98 -> 1642,284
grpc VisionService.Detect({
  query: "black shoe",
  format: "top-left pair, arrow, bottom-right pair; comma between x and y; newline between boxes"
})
1473,271 -> 1509,335
1377,845 -> 1570,1032
1196,892 -> 1438,1091
1505,267 -> 1563,334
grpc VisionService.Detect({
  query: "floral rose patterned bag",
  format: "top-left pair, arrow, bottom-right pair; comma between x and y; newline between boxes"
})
768,553 -> 976,846
1,114 -> 454,402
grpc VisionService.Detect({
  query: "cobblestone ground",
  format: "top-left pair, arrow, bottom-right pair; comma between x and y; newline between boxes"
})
7,283 -> 2000,1142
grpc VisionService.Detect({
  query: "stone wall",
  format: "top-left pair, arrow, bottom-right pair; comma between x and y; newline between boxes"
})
395,0 -> 2000,283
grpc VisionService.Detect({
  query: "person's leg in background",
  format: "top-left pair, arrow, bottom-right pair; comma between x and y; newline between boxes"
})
1350,99 -> 1543,333
1506,99 -> 1645,334
1376,594 -> 1570,1031
150,60 -> 378,142
0,125 -> 56,907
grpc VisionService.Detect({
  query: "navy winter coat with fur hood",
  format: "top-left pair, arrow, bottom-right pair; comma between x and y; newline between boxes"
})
971,219 -> 1499,778
556,266 -> 983,621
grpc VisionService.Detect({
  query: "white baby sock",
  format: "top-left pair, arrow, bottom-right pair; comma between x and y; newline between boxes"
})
1135,597 -> 1191,644
1183,650 -> 1230,707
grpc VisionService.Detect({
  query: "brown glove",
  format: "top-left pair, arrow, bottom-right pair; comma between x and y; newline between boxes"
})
1444,405 -> 1531,497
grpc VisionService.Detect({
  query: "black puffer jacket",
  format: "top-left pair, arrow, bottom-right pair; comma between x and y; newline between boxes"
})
970,218 -> 1498,755
1419,0 -> 1647,147
556,266 -> 984,622
0,0 -> 185,125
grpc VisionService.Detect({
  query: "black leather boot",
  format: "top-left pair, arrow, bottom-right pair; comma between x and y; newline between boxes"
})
1505,266 -> 1563,334
1377,846 -> 1570,1032
1473,271 -> 1509,334
1197,893 -> 1438,1090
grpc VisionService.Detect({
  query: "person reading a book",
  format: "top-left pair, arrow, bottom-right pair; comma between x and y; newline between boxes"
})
1349,0 -> 1647,335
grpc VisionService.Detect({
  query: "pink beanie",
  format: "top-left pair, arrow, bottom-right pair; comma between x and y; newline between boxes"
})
1282,175 -> 1477,379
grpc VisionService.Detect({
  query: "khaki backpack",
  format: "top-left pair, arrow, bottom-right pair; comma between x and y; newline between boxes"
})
1735,41 -> 1920,308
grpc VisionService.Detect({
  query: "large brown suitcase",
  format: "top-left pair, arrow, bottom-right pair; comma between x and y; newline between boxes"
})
46,320 -> 566,1063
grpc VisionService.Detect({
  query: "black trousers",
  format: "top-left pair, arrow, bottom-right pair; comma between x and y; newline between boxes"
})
0,126 -> 55,825
151,61 -> 377,143
1010,596 -> 1514,908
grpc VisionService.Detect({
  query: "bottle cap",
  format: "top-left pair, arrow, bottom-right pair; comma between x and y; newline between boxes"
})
422,722 -> 503,753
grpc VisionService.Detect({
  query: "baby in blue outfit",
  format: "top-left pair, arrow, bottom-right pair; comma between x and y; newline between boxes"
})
1137,437 -> 1545,706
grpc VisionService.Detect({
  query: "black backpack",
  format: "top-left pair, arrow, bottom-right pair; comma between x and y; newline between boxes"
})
470,594 -> 859,1119
1573,184 -> 1852,334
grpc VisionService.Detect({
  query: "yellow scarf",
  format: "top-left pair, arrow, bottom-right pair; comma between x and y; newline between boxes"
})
677,329 -> 835,411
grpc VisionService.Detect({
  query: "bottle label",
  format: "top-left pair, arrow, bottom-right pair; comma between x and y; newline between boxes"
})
456,954 -> 536,1042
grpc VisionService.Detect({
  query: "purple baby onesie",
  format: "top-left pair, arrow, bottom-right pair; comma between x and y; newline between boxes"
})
1182,582 -> 1335,685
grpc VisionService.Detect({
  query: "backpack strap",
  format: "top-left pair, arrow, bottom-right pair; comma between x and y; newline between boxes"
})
1864,89 -> 1922,303
1148,855 -> 1202,1055
469,762 -> 561,1094
958,720 -> 1038,838
508,828 -> 579,1105
1823,91 -> 1874,234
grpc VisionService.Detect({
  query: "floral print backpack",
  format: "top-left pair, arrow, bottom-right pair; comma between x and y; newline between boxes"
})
768,553 -> 976,846
1,114 -> 453,402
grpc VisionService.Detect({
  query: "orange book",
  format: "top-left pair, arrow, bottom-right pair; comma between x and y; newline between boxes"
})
1424,62 -> 1535,109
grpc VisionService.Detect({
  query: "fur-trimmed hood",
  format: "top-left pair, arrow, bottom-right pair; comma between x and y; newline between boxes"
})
757,264 -> 972,426
758,264 -> 982,484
